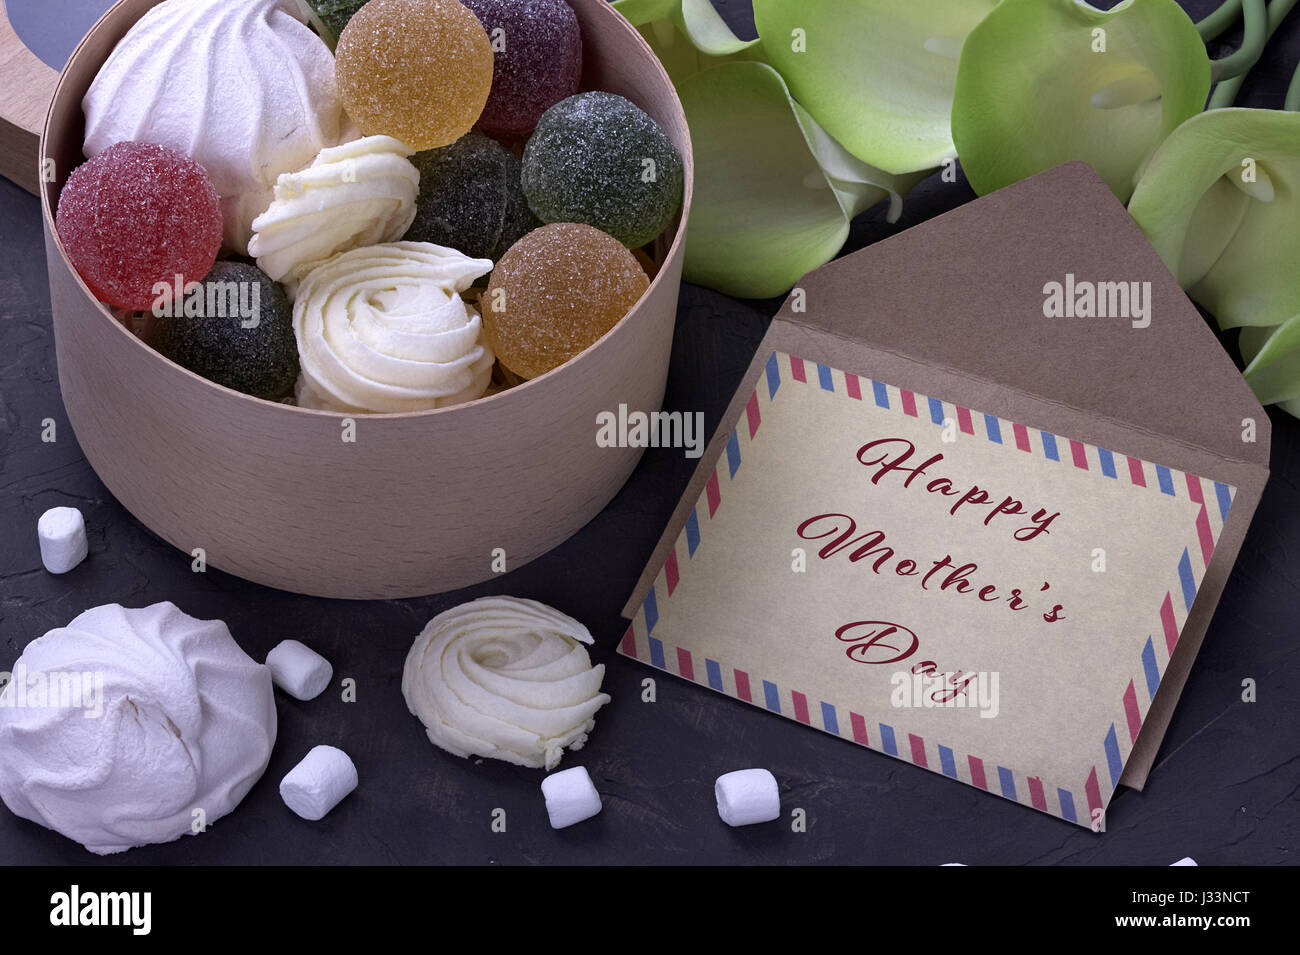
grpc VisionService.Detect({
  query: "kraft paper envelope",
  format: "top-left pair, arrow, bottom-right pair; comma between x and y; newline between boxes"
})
621,163 -> 1269,830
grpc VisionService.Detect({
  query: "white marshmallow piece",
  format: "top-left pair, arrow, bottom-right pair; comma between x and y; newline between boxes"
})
265,639 -> 333,700
1171,857 -> 1198,866
37,507 -> 88,574
280,745 -> 357,821
541,766 -> 602,829
715,768 -> 780,827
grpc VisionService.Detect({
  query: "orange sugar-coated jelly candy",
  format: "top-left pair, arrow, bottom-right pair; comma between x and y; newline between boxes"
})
483,223 -> 649,380
335,0 -> 493,151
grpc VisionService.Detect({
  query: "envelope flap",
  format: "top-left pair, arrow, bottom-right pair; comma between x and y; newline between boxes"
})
776,162 -> 1270,468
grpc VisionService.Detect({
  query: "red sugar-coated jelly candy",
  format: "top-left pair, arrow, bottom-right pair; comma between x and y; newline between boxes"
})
56,141 -> 223,311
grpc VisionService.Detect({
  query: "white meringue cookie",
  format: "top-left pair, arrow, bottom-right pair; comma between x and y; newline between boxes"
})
83,0 -> 351,254
249,136 -> 421,293
0,603 -> 277,855
402,597 -> 611,770
293,241 -> 495,413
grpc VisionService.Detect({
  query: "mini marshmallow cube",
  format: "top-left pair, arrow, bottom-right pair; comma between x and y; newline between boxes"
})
265,639 -> 333,700
715,768 -> 780,827
280,745 -> 357,821
37,507 -> 87,574
540,766 -> 602,829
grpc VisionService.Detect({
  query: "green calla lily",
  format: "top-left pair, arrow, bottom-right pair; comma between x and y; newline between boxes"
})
1128,108 -> 1300,329
680,60 -> 924,298
951,0 -> 1212,201
753,0 -> 999,176
1240,313 -> 1300,415
615,0 -> 923,298
614,0 -> 761,83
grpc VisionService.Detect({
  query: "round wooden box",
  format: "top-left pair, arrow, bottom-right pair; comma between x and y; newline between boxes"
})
40,0 -> 692,599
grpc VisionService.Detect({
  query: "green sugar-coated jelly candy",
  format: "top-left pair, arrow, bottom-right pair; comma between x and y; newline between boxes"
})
521,92 -> 683,249
301,0 -> 371,48
152,261 -> 299,401
404,132 -> 539,261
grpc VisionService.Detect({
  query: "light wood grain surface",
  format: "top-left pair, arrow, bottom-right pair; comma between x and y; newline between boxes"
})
0,7 -> 58,194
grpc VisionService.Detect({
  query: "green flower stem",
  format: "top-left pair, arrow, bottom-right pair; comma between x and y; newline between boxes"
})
1197,0 -> 1241,41
1209,0 -> 1300,106
1209,0 -> 1267,82
1287,57 -> 1300,110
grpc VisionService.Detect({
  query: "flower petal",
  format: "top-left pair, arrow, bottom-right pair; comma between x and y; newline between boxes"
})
951,0 -> 1211,201
753,0 -> 999,176
678,60 -> 919,298
1128,108 -> 1300,329
1241,313 -> 1300,406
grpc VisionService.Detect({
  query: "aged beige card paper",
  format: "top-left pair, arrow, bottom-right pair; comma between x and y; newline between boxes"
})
619,351 -> 1235,829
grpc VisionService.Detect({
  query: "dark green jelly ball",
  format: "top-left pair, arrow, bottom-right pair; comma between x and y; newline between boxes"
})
521,91 -> 684,249
304,0 -> 370,46
151,261 -> 299,401
404,132 -> 540,262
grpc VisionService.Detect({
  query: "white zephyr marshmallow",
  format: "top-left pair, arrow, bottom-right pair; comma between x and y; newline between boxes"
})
83,0 -> 353,254
715,768 -> 781,827
37,507 -> 88,574
541,766 -> 602,829
265,639 -> 333,701
0,603 -> 277,855
280,745 -> 358,821
1171,857 -> 1198,866
249,136 -> 421,294
402,596 -> 611,770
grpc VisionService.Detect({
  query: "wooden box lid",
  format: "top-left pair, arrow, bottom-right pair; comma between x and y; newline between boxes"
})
1,0 -> 114,194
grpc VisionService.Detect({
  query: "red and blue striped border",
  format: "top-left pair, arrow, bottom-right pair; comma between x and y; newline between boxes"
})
620,351 -> 1236,829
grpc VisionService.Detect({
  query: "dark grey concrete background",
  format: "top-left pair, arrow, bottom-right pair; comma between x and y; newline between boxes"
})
0,0 -> 1296,865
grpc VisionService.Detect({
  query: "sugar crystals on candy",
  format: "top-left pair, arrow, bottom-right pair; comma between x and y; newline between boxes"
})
462,0 -> 582,138
55,141 -> 222,311
405,132 -> 539,261
335,0 -> 494,150
301,0 -> 370,44
150,262 -> 299,401
522,91 -> 683,248
482,223 -> 648,380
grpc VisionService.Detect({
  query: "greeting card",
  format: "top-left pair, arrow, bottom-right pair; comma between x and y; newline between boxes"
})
622,164 -> 1269,829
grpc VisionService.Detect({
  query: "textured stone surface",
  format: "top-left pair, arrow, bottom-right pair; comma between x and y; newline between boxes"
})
0,0 -> 1295,864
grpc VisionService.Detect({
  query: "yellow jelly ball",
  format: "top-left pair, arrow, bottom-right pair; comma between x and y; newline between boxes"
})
336,0 -> 494,151
484,223 -> 649,380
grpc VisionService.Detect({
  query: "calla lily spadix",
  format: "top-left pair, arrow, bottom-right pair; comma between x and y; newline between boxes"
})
753,0 -> 999,176
951,0 -> 1212,201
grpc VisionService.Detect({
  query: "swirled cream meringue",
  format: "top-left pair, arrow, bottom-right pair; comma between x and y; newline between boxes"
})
83,0 -> 351,254
402,597 -> 611,770
0,603 -> 276,855
293,241 -> 495,413
248,135 -> 420,293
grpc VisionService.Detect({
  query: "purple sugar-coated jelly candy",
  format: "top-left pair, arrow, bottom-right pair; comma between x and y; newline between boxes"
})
462,0 -> 582,139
